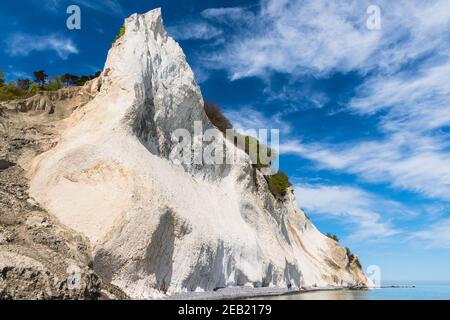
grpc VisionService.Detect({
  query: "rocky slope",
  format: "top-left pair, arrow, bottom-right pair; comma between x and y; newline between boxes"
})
0,87 -> 127,299
1,8 -> 369,299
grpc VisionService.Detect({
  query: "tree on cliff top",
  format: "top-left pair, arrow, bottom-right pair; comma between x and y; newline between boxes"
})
17,79 -> 31,90
0,70 -> 4,87
33,70 -> 48,89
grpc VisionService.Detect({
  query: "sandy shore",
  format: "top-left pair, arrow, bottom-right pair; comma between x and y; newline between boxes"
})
163,286 -> 356,300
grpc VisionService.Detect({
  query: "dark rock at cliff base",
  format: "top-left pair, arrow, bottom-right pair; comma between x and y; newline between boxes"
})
0,160 -> 14,171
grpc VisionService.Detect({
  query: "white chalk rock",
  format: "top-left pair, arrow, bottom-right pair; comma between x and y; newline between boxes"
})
29,8 -> 369,298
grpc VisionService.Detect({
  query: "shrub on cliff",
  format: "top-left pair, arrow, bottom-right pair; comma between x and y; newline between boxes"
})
346,247 -> 353,258
28,84 -> 40,95
345,247 -> 361,267
114,25 -> 126,42
43,80 -> 62,91
0,82 -> 43,101
204,101 -> 233,134
326,233 -> 340,242
244,135 -> 274,170
0,84 -> 25,101
0,70 -> 4,87
266,172 -> 291,198
17,79 -> 31,91
204,100 -> 288,198
204,101 -> 276,170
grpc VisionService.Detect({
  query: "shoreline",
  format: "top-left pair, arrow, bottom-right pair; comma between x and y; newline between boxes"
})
163,284 -> 418,300
164,286 -> 367,300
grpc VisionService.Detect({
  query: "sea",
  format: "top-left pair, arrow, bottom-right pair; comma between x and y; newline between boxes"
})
264,281 -> 450,300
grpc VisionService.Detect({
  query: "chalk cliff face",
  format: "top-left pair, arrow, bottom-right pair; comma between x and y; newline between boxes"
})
27,9 -> 369,298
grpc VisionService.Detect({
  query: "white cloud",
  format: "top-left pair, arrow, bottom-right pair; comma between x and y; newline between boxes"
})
4,69 -> 30,81
193,1 -> 450,249
238,0 -> 450,204
167,22 -> 222,41
349,60 -> 450,133
43,0 -> 124,16
224,107 -> 292,136
201,6 -> 255,24
281,132 -> 450,202
202,0 -> 450,80
263,84 -> 330,110
6,33 -> 78,60
294,183 -> 401,240
412,219 -> 450,249
203,0 -> 381,80
43,0 -> 60,11
76,0 -> 124,15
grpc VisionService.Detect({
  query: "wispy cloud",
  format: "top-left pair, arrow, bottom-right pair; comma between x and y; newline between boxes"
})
224,106 -> 292,136
263,84 -> 330,110
76,0 -> 124,15
281,132 -> 450,202
215,0 -> 450,205
5,33 -> 78,60
201,0 -> 380,80
412,219 -> 450,249
43,0 -> 124,16
6,70 -> 30,81
349,60 -> 450,133
294,183 -> 401,241
167,22 -> 222,41
201,6 -> 256,24
200,0 -> 450,80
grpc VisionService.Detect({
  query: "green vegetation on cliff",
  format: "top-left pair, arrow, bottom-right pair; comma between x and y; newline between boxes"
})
114,25 -> 126,42
0,69 -> 100,102
266,172 -> 291,197
326,233 -> 340,242
203,100 -> 291,199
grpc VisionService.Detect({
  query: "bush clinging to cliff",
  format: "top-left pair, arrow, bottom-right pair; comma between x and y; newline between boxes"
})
114,25 -> 126,42
244,135 -> 274,170
266,172 -> 291,198
204,101 -> 233,134
326,233 -> 340,242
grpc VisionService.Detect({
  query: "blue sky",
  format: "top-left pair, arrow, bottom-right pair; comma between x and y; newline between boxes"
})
2,0 -> 450,282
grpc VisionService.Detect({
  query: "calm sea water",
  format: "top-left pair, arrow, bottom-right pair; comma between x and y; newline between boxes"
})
265,281 -> 450,300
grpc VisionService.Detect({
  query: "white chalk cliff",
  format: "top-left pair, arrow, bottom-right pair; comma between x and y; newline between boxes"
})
28,9 -> 369,298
